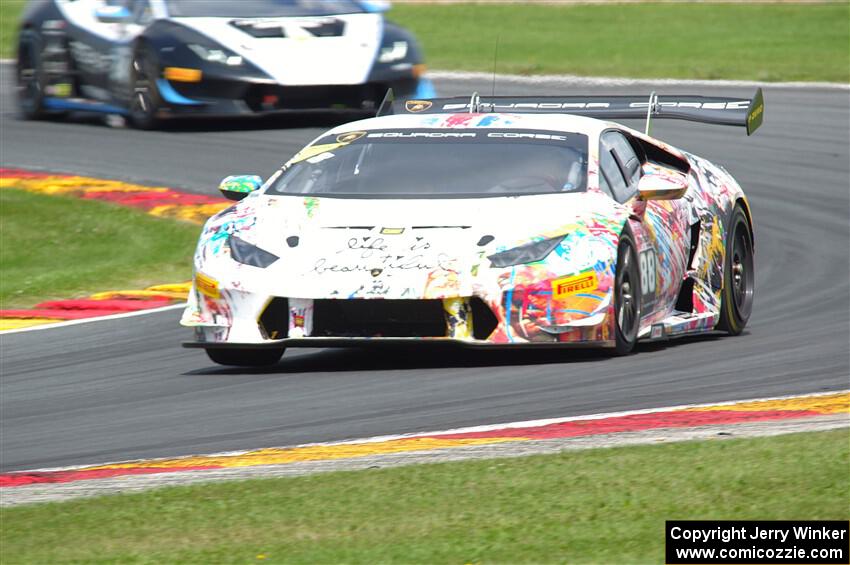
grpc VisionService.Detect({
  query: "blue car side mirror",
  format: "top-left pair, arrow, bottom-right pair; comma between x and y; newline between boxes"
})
219,175 -> 263,201
359,1 -> 391,13
94,5 -> 132,24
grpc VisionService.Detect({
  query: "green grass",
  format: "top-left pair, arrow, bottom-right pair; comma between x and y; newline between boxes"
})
0,189 -> 199,309
390,3 -> 849,82
2,429 -> 847,563
0,0 -> 24,60
1,3 -> 846,81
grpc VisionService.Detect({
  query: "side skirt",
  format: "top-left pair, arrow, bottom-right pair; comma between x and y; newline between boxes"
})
638,311 -> 718,342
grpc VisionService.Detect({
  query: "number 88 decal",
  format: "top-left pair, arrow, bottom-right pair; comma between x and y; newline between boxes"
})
639,250 -> 656,295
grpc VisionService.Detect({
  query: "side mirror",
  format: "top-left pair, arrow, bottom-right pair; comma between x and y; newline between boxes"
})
219,175 -> 263,201
637,169 -> 689,201
95,5 -> 132,24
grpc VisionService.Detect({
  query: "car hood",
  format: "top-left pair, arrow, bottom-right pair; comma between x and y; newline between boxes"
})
203,192 -> 628,299
170,13 -> 382,86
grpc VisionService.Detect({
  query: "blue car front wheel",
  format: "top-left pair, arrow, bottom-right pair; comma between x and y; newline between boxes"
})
128,44 -> 162,129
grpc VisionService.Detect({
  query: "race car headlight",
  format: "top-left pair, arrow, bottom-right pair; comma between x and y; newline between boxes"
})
188,43 -> 243,66
378,41 -> 409,63
227,235 -> 279,268
488,235 -> 565,268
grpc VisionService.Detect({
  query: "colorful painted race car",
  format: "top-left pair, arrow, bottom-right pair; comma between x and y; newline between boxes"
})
182,90 -> 764,366
16,0 -> 434,128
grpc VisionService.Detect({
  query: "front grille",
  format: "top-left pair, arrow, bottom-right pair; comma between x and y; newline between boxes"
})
243,83 -> 385,111
261,297 -> 499,341
312,299 -> 447,338
172,78 -> 249,101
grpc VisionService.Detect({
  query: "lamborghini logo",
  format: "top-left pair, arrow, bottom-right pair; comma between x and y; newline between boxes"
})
336,131 -> 367,143
405,100 -> 432,113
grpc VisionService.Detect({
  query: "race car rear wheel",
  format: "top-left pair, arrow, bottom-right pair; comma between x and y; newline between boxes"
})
17,31 -> 47,120
205,347 -> 285,367
717,204 -> 754,335
128,45 -> 162,129
613,232 -> 641,355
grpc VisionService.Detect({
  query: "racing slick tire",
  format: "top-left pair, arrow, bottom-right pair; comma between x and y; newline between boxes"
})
128,44 -> 163,130
205,347 -> 285,367
17,31 -> 48,120
716,204 -> 754,335
613,231 -> 641,355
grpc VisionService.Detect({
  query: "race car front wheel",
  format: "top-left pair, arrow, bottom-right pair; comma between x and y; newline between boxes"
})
717,204 -> 754,335
129,45 -> 162,129
205,347 -> 285,367
17,31 -> 47,120
613,232 -> 641,355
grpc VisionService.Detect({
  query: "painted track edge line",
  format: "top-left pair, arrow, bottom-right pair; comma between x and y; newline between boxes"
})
12,389 -> 848,474
428,70 -> 850,90
0,303 -> 186,335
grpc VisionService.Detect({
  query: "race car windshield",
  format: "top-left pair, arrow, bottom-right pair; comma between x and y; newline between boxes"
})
164,0 -> 366,18
267,129 -> 589,198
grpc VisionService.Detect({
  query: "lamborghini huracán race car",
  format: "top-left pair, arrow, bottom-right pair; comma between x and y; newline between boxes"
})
182,89 -> 763,366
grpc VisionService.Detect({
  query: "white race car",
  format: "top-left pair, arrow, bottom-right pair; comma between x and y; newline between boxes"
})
183,90 -> 763,366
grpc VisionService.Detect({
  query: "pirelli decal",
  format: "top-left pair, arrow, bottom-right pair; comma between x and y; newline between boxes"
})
552,271 -> 598,298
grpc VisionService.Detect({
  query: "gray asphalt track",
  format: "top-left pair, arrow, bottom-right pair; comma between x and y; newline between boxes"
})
1,63 -> 848,472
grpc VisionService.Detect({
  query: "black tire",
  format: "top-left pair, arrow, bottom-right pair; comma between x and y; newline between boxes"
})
205,347 -> 285,367
613,231 -> 641,355
716,204 -> 754,335
17,31 -> 47,120
128,44 -> 162,129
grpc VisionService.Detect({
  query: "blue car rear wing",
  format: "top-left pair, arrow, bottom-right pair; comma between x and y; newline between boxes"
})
377,88 -> 764,136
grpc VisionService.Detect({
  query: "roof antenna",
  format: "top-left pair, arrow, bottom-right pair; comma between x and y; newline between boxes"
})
644,91 -> 658,135
376,87 -> 395,117
469,91 -> 481,113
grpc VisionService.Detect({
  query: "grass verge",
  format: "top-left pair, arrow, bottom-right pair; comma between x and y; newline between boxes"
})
0,188 -> 199,309
0,0 -> 24,60
2,429 -> 847,563
390,3 -> 849,83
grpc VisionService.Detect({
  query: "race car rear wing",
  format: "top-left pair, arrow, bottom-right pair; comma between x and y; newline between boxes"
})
377,88 -> 764,135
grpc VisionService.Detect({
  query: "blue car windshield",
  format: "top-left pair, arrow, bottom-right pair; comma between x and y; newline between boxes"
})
165,0 -> 366,18
267,129 -> 589,198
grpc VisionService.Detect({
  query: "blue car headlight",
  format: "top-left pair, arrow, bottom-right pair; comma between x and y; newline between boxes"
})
228,235 -> 279,268
488,236 -> 565,268
378,41 -> 409,63
188,43 -> 243,66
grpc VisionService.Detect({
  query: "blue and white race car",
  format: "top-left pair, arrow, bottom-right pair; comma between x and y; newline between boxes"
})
16,0 -> 434,128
